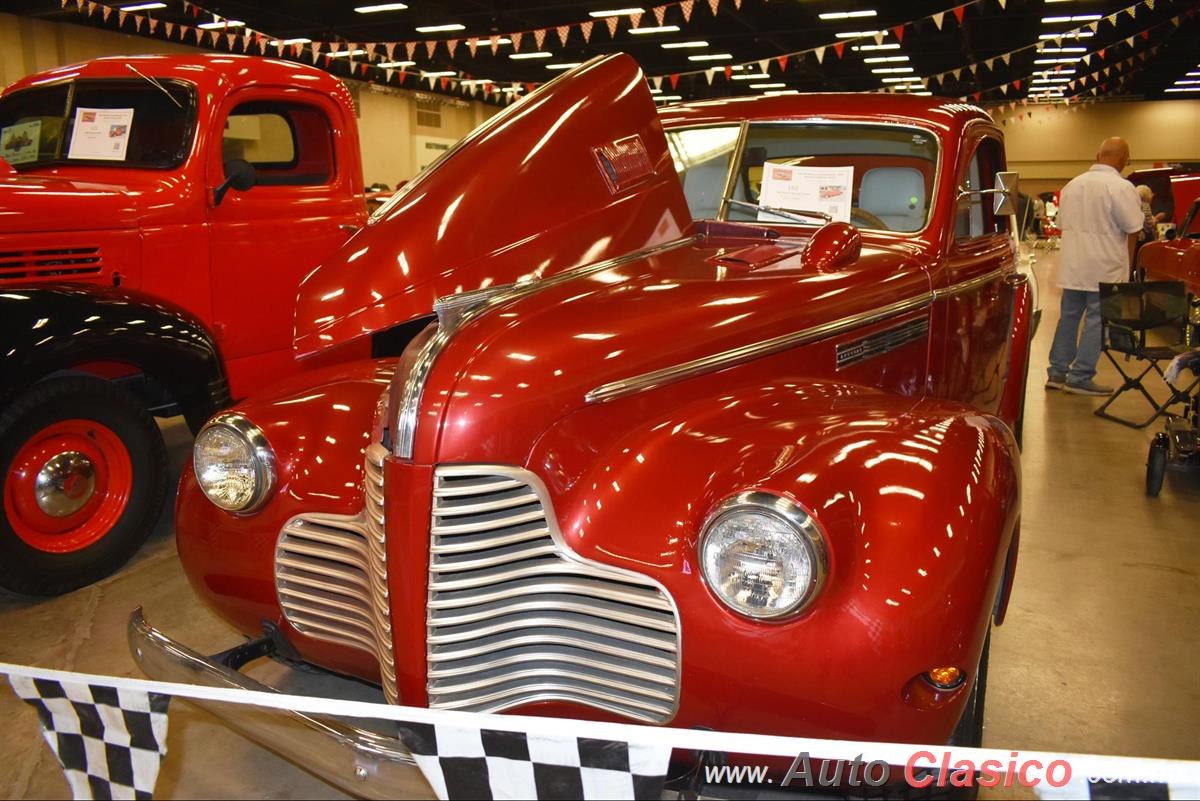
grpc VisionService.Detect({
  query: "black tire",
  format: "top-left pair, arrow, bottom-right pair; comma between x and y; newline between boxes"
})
950,631 -> 990,749
1146,434 -> 1168,498
0,376 -> 167,596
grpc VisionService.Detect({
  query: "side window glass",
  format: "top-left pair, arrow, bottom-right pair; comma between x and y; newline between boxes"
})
666,125 -> 740,221
222,100 -> 334,187
956,137 -> 1009,242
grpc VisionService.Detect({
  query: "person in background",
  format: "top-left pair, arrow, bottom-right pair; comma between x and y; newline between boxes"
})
1135,184 -> 1158,243
1046,136 -> 1145,396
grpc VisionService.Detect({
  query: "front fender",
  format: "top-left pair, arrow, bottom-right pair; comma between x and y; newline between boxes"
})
529,381 -> 1020,742
0,285 -> 228,431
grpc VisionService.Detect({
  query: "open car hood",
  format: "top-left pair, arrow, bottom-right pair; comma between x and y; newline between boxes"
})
293,53 -> 693,357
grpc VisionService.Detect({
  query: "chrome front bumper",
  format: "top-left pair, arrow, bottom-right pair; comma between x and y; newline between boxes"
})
127,608 -> 431,800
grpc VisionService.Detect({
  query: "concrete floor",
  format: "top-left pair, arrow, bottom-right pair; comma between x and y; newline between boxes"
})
1,249 -> 1197,799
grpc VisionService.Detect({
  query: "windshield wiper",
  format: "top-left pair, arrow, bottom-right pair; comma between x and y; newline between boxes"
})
723,197 -> 832,224
124,63 -> 182,109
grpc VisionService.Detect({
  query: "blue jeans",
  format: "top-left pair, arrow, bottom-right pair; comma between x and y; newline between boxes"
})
1048,289 -> 1102,384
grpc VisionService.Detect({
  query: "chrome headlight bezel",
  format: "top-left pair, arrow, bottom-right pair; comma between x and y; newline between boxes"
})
698,491 -> 828,621
193,412 -> 276,514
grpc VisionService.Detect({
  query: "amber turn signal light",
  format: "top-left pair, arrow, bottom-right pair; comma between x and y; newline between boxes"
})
924,666 -> 965,690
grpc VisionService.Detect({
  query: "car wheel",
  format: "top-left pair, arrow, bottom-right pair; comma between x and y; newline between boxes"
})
950,630 -> 990,749
0,376 -> 167,596
1146,434 -> 1168,498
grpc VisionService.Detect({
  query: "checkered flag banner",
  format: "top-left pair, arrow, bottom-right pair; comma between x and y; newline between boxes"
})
398,721 -> 672,800
9,676 -> 170,800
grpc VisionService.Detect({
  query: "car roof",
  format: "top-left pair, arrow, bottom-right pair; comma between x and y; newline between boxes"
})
658,93 -> 994,133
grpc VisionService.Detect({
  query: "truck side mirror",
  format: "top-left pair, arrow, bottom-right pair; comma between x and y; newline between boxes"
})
213,159 -> 256,206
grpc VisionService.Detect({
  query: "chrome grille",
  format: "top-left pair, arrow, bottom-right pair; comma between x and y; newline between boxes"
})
0,246 -> 103,282
427,465 -> 681,724
276,443 -> 398,701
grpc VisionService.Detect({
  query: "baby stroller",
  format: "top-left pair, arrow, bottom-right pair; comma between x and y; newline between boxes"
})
1146,349 -> 1200,496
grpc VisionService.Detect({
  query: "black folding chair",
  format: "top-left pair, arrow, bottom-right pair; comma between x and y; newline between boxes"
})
1095,281 -> 1200,428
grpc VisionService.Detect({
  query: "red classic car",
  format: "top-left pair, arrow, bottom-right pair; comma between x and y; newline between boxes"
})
133,54 -> 1031,794
1140,197 -> 1200,296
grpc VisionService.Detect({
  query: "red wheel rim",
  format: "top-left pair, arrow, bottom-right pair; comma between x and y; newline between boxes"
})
4,419 -> 133,553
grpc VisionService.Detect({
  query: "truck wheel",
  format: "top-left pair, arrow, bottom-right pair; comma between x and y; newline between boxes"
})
1146,434 -> 1168,498
0,376 -> 167,596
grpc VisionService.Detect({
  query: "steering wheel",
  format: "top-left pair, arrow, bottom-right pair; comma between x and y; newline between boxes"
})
850,207 -> 889,231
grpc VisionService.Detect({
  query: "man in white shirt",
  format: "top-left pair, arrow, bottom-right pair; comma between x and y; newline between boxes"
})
1046,137 -> 1144,395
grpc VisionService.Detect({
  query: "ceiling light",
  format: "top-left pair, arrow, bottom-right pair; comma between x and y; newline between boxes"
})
871,67 -> 913,74
836,30 -> 883,38
355,2 -> 407,11
1034,58 -> 1080,64
590,7 -> 644,17
510,51 -> 553,59
1039,31 -> 1093,39
547,63 -> 583,70
1031,78 -> 1071,84
863,56 -> 909,63
120,2 -> 166,10
415,23 -> 465,33
1174,79 -> 1200,85
688,53 -> 732,61
655,95 -> 683,101
269,38 -> 312,46
750,83 -> 786,89
422,70 -> 457,77
731,73 -> 771,80
377,60 -> 415,68
199,20 -> 244,29
882,77 -> 924,84
662,40 -> 708,48
330,49 -> 367,57
1187,71 -> 1200,77
854,43 -> 900,51
1039,47 -> 1087,53
629,25 -> 680,34
649,87 -> 662,94
1042,14 -> 1102,23
458,79 -> 493,86
818,10 -> 877,20
1165,87 -> 1200,93
764,90 -> 800,96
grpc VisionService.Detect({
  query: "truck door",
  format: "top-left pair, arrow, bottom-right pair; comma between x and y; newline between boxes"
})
206,88 -> 365,396
932,130 -> 1015,413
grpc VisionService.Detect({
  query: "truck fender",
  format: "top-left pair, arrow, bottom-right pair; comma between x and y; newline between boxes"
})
0,286 -> 230,432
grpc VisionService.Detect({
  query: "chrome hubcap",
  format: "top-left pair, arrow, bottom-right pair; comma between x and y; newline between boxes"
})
34,451 -> 97,517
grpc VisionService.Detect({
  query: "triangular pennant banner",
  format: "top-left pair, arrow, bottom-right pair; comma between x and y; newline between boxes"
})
893,24 -> 905,43
680,0 -> 695,23
424,40 -> 437,59
834,42 -> 846,59
605,16 -> 619,37
953,5 -> 965,25
814,46 -> 826,64
512,31 -> 523,51
101,5 -> 111,21
557,25 -> 570,46
385,42 -> 396,60
118,10 -> 127,26
776,55 -> 789,72
580,20 -> 594,42
447,39 -> 459,58
406,41 -> 417,60
467,38 -> 478,57
705,69 -> 715,85
533,29 -> 546,50
651,76 -> 663,90
630,12 -> 643,28
874,32 -> 885,46
723,65 -> 733,80
708,0 -> 720,15
932,12 -> 945,29
164,21 -> 174,37
654,5 -> 667,25
669,73 -> 680,89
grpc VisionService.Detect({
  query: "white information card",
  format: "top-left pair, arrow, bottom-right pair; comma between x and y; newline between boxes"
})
758,162 -> 854,224
67,107 -> 134,161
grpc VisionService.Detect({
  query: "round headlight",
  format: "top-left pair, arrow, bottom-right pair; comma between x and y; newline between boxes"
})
700,491 -> 827,620
193,413 -> 275,513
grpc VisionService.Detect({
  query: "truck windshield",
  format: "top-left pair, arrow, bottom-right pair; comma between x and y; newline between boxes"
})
666,122 -> 940,233
0,78 -> 195,171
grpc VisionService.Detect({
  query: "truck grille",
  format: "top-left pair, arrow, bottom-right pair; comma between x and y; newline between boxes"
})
275,443 -> 398,701
427,465 -> 681,724
0,246 -> 103,282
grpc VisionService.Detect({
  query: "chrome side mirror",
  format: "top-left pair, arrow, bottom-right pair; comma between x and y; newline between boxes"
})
993,171 -> 1019,216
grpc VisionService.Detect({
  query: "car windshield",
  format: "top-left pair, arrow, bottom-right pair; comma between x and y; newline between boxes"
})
0,77 -> 195,171
666,122 -> 940,233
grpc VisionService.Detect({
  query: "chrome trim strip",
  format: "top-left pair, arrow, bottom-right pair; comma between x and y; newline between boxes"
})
585,292 -> 932,404
586,267 -> 1011,404
393,234 -> 699,458
836,316 -> 930,370
932,267 -> 1007,299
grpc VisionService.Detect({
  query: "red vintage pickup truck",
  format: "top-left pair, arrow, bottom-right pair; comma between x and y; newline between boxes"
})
133,54 -> 1032,796
0,55 -> 371,595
